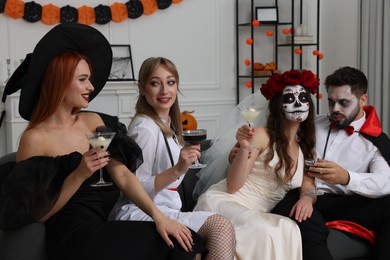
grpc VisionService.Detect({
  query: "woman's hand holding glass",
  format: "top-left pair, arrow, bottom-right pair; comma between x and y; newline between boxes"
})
76,147 -> 110,181
154,214 -> 193,252
177,144 -> 201,173
235,125 -> 255,151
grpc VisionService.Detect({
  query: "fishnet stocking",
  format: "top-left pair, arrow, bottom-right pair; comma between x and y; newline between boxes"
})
197,214 -> 236,260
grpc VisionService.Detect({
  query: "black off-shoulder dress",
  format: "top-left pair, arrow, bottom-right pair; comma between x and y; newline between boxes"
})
0,116 -> 205,260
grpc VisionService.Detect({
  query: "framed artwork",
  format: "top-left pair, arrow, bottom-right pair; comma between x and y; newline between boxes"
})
108,44 -> 136,81
255,7 -> 278,24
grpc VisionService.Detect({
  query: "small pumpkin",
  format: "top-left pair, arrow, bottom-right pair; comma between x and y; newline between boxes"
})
253,62 -> 264,71
181,110 -> 197,131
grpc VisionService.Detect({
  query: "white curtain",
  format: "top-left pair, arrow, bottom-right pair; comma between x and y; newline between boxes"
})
360,0 -> 390,135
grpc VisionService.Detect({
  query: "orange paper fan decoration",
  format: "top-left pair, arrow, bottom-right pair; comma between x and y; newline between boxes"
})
313,50 -> 320,56
110,2 -> 128,22
266,31 -> 273,37
141,0 -> 158,15
316,92 -> 323,99
282,28 -> 290,35
246,38 -> 253,45
41,4 -> 60,25
78,5 -> 96,25
4,0 -> 25,19
318,53 -> 324,60
244,59 -> 251,66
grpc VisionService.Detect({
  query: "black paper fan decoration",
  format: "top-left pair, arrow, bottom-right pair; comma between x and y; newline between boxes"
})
23,1 -> 42,23
0,0 -> 6,13
94,4 -> 112,25
157,0 -> 172,10
126,0 -> 143,19
60,5 -> 78,23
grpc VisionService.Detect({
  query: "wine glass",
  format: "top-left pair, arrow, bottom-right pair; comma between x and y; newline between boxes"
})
182,129 -> 207,169
304,158 -> 324,196
238,104 -> 263,151
86,131 -> 116,187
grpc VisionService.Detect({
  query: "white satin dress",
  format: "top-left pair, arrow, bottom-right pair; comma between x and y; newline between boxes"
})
194,146 -> 304,260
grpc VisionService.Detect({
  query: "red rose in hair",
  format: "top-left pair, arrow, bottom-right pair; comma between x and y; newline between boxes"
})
282,70 -> 301,86
301,70 -> 319,94
260,82 -> 275,100
267,73 -> 285,92
259,69 -> 320,100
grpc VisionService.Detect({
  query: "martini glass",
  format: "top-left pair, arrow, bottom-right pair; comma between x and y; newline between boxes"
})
304,158 -> 324,196
182,129 -> 207,169
86,131 -> 116,187
238,104 -> 262,151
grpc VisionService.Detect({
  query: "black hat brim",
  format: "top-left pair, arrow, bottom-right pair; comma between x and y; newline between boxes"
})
4,23 -> 112,121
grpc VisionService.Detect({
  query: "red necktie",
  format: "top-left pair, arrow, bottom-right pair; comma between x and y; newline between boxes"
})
330,122 -> 355,136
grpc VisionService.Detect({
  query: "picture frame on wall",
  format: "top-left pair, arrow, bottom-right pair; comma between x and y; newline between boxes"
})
108,44 -> 136,81
255,7 -> 278,24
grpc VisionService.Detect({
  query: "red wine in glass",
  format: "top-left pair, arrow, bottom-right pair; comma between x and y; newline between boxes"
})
182,129 -> 207,169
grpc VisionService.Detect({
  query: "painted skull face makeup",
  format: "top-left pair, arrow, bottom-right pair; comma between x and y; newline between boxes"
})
282,85 -> 309,122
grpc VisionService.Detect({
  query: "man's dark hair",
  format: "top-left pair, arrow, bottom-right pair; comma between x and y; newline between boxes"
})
324,66 -> 368,97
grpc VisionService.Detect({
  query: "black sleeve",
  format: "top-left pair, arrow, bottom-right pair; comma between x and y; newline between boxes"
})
80,111 -> 144,173
0,152 -> 82,230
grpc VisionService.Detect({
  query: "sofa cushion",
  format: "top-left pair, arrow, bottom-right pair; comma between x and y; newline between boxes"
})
0,222 -> 47,260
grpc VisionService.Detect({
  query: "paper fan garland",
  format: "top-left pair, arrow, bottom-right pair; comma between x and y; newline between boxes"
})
2,0 -> 184,25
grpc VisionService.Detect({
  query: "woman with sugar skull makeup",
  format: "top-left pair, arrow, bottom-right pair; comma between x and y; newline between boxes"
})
194,70 -> 320,259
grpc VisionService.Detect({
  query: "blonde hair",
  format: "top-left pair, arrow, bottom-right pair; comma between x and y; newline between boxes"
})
133,57 -> 183,145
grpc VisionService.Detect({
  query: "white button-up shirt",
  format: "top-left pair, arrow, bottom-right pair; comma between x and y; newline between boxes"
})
315,113 -> 390,198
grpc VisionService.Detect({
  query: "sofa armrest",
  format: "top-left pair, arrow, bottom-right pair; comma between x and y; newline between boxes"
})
0,222 -> 47,260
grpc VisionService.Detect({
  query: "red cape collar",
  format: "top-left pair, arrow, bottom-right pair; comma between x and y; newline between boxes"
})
360,105 -> 382,137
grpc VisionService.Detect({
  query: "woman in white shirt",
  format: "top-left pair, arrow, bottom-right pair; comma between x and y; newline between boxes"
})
109,57 -> 236,260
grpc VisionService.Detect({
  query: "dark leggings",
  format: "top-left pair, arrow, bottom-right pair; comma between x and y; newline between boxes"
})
272,189 -> 390,260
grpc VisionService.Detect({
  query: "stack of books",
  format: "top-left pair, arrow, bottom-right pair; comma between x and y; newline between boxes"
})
286,35 -> 314,44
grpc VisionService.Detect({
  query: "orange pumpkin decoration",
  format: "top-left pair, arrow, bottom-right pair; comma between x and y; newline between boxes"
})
41,4 -> 60,25
181,111 -> 198,131
141,0 -> 158,15
5,0 -> 25,19
253,62 -> 264,71
110,2 -> 128,23
263,62 -> 276,71
78,5 -> 96,25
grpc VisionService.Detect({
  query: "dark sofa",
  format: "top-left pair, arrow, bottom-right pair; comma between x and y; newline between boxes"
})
178,140 -> 374,260
0,140 -> 374,260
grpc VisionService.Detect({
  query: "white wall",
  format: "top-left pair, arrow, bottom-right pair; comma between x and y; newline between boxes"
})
0,0 -> 361,156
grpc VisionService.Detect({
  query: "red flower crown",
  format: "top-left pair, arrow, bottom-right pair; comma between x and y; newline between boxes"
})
260,70 -> 320,100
